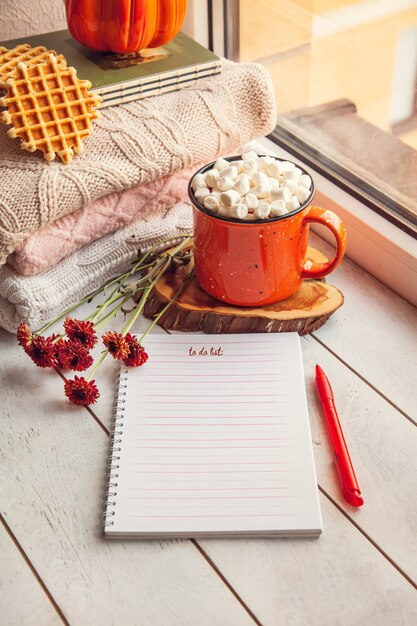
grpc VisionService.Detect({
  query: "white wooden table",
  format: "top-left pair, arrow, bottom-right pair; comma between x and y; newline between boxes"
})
1,233 -> 416,626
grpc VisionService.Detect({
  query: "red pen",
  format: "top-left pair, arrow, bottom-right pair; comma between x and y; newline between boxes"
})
315,364 -> 364,507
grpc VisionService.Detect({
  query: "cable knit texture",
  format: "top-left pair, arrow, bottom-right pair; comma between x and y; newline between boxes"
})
0,141 -> 276,333
0,203 -> 193,332
8,165 -> 200,275
0,60 -> 276,265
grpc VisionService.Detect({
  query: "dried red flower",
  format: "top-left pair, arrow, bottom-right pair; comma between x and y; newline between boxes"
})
64,376 -> 100,406
63,317 -> 97,349
56,339 -> 94,372
28,335 -> 58,368
123,333 -> 148,367
16,322 -> 35,354
102,331 -> 129,360
54,338 -> 67,369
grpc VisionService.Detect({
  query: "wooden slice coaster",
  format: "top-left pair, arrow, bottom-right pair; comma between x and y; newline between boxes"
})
143,247 -> 344,335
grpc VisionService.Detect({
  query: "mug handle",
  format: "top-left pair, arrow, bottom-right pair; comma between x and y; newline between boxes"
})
301,205 -> 347,279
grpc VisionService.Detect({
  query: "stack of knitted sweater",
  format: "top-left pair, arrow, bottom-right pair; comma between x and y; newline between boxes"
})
0,60 -> 276,332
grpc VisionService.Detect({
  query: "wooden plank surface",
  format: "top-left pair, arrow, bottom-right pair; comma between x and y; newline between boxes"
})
199,494 -> 417,626
72,272 -> 417,582
302,334 -> 417,581
0,329 -> 256,626
2,232 -> 416,626
0,523 -> 62,626
309,232 -> 417,420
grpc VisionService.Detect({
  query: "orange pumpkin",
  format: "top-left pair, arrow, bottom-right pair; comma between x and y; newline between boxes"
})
65,0 -> 187,54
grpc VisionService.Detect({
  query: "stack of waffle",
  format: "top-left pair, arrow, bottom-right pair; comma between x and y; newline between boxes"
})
0,43 -> 276,332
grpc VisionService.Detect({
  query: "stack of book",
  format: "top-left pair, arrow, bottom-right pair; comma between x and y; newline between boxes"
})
0,29 -> 221,107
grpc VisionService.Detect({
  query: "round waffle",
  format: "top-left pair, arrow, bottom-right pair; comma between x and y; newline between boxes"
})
0,54 -> 101,164
0,44 -> 66,86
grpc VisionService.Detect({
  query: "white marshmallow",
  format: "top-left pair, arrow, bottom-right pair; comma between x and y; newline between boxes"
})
204,168 -> 220,188
299,174 -> 312,190
286,196 -> 301,212
281,161 -> 296,172
229,203 -> 248,219
196,153 -> 314,222
271,186 -> 291,202
218,176 -> 235,191
203,194 -> 220,212
219,165 -> 238,180
234,176 -> 250,195
294,185 -> 311,204
254,202 -> 271,219
267,160 -> 283,178
218,205 -> 230,217
242,160 -> 258,176
220,189 -> 242,207
282,179 -> 298,194
282,168 -> 302,183
243,193 -> 258,209
252,171 -> 269,185
242,151 -> 259,161
230,160 -> 244,173
192,173 -> 206,191
194,187 -> 211,202
270,200 -> 288,217
257,156 -> 274,170
252,182 -> 271,198
214,157 -> 229,171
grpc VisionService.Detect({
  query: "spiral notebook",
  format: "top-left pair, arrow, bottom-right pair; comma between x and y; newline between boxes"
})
104,333 -> 322,538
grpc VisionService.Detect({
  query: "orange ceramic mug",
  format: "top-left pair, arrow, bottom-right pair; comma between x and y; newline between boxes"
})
188,156 -> 347,307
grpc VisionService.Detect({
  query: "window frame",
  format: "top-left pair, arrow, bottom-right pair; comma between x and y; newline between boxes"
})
183,0 -> 417,306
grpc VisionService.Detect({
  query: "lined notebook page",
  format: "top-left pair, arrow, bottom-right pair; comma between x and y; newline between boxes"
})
104,333 -> 322,537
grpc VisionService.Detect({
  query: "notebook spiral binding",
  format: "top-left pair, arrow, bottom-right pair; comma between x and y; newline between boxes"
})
103,368 -> 128,528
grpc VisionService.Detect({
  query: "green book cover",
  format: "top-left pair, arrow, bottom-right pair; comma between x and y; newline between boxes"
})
0,29 -> 221,106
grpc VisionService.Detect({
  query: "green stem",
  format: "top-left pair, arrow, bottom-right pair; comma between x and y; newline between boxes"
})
36,285 -> 107,335
94,293 -> 133,332
89,289 -> 128,324
87,350 -> 108,381
121,261 -> 170,337
120,236 -> 192,338
35,234 -> 191,336
139,269 -> 195,344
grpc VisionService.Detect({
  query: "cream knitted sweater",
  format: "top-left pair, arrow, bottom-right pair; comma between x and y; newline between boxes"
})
0,61 -> 276,265
0,141 -> 276,333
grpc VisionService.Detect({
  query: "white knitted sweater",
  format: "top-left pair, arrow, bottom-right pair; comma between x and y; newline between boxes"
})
0,203 -> 193,332
0,60 -> 276,264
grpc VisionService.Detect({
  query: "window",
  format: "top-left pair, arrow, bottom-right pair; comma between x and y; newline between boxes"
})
212,0 -> 417,237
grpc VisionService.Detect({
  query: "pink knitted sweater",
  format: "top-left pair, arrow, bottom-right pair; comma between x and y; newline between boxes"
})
8,166 -> 197,275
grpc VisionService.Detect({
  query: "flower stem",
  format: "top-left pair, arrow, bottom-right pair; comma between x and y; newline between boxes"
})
87,350 -> 108,382
139,268 -> 195,344
35,233 -> 191,336
94,293 -> 133,332
120,236 -> 192,338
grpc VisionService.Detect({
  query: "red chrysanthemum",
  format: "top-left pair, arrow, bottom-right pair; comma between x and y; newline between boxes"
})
63,317 -> 97,349
64,376 -> 100,406
54,338 -> 67,369
16,322 -> 35,354
56,339 -> 94,372
28,335 -> 58,368
102,331 -> 129,360
123,333 -> 149,367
